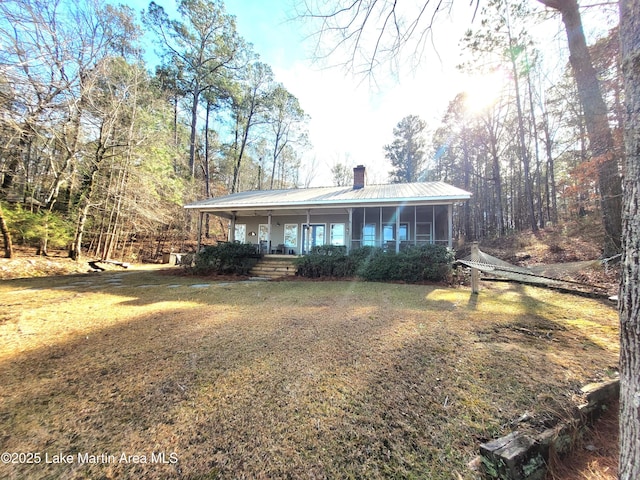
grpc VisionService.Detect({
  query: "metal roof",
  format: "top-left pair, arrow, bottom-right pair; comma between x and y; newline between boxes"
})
184,181 -> 471,213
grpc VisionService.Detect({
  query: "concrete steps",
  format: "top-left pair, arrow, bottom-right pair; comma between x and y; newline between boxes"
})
250,256 -> 298,279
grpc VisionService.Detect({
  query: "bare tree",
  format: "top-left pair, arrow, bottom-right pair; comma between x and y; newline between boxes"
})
267,85 -> 309,189
298,0 -> 459,76
330,162 -> 353,186
228,61 -> 274,193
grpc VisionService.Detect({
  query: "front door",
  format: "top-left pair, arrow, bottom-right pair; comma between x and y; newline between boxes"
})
302,224 -> 325,253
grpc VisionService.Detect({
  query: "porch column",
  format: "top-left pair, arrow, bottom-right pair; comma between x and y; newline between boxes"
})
379,207 -> 383,248
414,206 -> 417,246
347,208 -> 353,253
306,209 -> 311,254
267,210 -> 272,253
229,211 -> 237,242
197,211 -> 203,252
432,206 -> 436,245
448,204 -> 453,249
396,206 -> 400,253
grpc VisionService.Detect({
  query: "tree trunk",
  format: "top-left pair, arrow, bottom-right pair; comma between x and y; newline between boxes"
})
270,133 -> 281,190
189,84 -> 201,178
619,0 -> 640,475
69,138 -> 107,261
541,110 -> 559,224
204,100 -> 212,198
232,105 -> 256,194
0,203 -> 14,259
507,28 -> 537,232
539,0 -> 622,255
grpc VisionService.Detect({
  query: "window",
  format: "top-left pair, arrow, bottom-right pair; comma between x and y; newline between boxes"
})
258,224 -> 269,242
330,223 -> 345,246
234,224 -> 246,243
399,224 -> 409,241
383,224 -> 394,242
363,224 -> 376,246
284,224 -> 298,247
383,223 -> 409,243
416,222 -> 432,244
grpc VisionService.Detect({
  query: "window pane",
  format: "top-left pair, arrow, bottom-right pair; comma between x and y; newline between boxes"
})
235,224 -> 246,243
330,223 -> 345,245
363,224 -> 376,246
383,224 -> 394,242
399,224 -> 408,241
258,224 -> 269,242
284,224 -> 298,247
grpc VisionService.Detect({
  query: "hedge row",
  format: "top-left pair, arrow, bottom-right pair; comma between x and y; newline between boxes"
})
295,244 -> 454,283
186,242 -> 259,275
185,242 -> 454,283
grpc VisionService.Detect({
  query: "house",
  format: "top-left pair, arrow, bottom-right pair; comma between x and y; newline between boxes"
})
184,165 -> 471,254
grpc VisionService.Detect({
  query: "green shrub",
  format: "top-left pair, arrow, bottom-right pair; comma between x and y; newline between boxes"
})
294,244 -> 453,283
189,242 -> 258,275
295,245 -> 355,278
357,244 -> 454,283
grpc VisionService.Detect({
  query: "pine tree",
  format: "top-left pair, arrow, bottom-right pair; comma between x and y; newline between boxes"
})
384,115 -> 428,183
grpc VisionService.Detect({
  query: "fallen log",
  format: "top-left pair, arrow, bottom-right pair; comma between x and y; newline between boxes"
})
87,259 -> 130,271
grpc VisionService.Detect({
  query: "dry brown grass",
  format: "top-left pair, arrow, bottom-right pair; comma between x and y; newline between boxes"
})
0,269 -> 619,479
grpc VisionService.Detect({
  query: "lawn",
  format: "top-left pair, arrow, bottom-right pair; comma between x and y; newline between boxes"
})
0,269 -> 619,479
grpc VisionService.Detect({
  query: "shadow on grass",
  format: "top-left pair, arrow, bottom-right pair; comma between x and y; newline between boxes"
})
0,273 -> 620,480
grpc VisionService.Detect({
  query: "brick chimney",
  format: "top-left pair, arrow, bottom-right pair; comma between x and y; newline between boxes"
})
353,165 -> 366,189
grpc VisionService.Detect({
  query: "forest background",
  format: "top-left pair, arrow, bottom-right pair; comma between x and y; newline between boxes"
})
0,0 -> 623,262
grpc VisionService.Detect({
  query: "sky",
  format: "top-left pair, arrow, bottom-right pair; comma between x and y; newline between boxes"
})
224,0 -> 483,186
125,0 -> 616,187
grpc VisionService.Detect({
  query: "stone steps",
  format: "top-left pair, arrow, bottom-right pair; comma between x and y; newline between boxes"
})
249,257 -> 298,279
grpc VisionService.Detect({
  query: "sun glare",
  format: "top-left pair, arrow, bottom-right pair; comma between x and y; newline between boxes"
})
463,70 -> 507,114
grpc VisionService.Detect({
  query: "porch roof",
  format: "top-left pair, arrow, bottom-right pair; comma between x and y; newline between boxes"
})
184,181 -> 471,216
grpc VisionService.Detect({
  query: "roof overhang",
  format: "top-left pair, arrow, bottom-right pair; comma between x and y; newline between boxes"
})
185,197 -> 470,217
184,182 -> 472,219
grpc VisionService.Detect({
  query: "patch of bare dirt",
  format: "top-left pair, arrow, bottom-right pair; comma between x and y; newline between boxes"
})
0,254 -> 87,279
547,401 -> 618,480
0,249 -> 162,280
